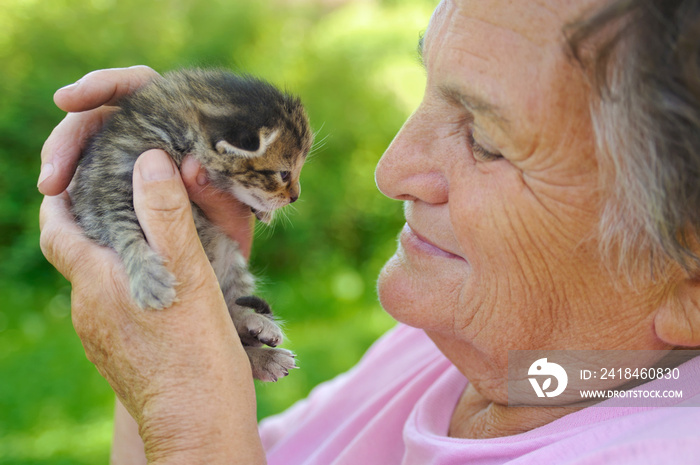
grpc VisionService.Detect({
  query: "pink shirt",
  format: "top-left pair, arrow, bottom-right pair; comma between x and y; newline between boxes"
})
259,325 -> 700,464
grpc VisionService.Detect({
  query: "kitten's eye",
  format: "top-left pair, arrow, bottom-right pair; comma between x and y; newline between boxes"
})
468,131 -> 502,162
280,171 -> 291,182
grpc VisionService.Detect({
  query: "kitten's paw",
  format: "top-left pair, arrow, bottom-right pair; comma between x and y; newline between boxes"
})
234,296 -> 282,347
245,347 -> 297,382
235,310 -> 284,347
129,253 -> 177,310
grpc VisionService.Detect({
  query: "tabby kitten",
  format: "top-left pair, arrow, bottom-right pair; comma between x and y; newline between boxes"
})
70,69 -> 313,382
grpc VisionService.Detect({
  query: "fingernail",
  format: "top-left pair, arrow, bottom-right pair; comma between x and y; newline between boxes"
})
57,80 -> 80,93
138,150 -> 176,182
38,163 -> 54,188
196,169 -> 208,186
182,156 -> 208,186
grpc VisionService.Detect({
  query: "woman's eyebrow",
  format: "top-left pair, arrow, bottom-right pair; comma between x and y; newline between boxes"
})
417,33 -> 510,131
438,84 -> 511,130
417,33 -> 426,68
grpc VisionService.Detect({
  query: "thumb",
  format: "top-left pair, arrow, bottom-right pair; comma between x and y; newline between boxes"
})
132,150 -> 204,273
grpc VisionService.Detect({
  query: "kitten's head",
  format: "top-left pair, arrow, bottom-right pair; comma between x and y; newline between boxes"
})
195,78 -> 313,223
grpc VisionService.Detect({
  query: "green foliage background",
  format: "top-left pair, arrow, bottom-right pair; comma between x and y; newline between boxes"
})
0,0 -> 433,462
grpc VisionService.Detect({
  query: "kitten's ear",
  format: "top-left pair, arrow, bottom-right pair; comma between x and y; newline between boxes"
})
216,127 -> 280,159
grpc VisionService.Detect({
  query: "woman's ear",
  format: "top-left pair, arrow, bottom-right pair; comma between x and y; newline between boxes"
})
655,278 -> 700,347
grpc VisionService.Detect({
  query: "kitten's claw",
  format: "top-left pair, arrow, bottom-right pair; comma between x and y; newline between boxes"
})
249,327 -> 263,337
245,347 -> 297,382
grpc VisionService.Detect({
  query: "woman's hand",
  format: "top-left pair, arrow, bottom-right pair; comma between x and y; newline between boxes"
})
39,65 -> 255,257
40,150 -> 265,464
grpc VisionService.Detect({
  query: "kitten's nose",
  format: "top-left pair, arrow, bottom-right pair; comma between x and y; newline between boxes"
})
288,182 -> 300,203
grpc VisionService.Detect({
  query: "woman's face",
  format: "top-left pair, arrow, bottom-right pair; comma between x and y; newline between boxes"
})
375,0 -> 669,387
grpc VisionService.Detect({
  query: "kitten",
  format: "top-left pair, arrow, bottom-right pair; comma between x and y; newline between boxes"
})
70,68 -> 313,382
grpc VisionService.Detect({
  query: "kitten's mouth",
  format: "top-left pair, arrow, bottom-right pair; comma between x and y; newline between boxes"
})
251,207 -> 273,224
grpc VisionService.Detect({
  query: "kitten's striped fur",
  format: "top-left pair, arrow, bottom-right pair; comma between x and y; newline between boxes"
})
70,69 -> 313,382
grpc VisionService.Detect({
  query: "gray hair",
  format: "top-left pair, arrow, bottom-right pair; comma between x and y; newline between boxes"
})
567,0 -> 700,277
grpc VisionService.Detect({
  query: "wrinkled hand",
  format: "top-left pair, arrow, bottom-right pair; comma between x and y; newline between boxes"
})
39,65 -> 255,257
40,151 -> 264,464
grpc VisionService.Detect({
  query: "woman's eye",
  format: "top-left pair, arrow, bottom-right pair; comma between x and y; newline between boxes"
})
468,131 -> 503,162
280,171 -> 291,182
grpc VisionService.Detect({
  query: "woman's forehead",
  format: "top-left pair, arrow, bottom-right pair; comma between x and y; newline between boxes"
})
426,0 -> 607,46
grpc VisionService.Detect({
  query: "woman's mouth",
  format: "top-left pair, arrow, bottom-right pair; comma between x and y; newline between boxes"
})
399,223 -> 463,260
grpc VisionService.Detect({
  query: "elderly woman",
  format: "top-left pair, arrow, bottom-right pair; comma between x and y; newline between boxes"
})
39,0 -> 700,463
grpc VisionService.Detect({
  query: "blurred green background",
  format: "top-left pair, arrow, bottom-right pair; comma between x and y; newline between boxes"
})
0,0 -> 433,462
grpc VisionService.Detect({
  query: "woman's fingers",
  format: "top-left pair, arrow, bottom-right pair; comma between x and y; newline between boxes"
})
39,191 -> 118,283
39,66 -> 160,196
39,106 -> 117,195
132,150 -> 210,279
53,65 -> 159,112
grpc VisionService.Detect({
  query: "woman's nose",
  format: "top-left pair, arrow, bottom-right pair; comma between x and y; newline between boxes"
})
375,108 -> 449,204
